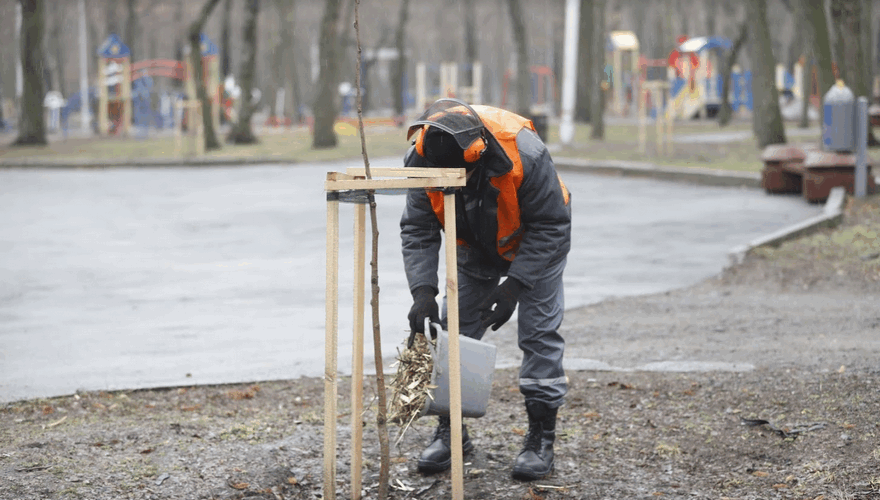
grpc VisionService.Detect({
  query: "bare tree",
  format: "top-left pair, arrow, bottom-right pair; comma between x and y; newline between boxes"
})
463,0 -> 477,91
220,0 -> 234,78
801,0 -> 834,124
125,0 -> 138,62
392,0 -> 410,118
188,0 -> 224,150
746,0 -> 785,148
228,0 -> 260,144
718,22 -> 747,127
14,0 -> 46,146
576,0 -> 593,122
277,0 -> 302,123
590,0 -> 605,140
312,0 -> 343,149
507,0 -> 530,116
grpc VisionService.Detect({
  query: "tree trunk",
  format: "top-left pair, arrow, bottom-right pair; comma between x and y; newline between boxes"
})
188,0 -> 224,150
802,0 -> 835,125
277,0 -> 301,123
747,0 -> 786,148
14,0 -> 47,146
221,0 -> 233,78
312,0 -> 343,149
718,22 -> 747,127
575,0 -> 593,122
507,0 -> 530,116
463,0 -> 477,89
392,0 -> 410,118
590,0 -> 605,140
125,0 -> 138,62
228,0 -> 260,144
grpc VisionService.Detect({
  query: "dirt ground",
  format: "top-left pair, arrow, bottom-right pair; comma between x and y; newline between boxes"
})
2,195 -> 879,500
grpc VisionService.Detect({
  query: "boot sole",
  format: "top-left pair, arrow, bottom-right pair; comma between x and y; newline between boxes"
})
417,441 -> 475,473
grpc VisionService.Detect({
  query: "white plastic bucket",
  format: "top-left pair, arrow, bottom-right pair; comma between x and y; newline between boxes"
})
419,321 -> 497,419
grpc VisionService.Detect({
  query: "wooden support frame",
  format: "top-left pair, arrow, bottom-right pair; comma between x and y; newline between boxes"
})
323,168 -> 467,500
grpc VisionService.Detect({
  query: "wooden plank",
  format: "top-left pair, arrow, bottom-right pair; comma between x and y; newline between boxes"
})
345,167 -> 466,179
444,192 -> 464,500
323,198 -> 340,500
350,204 -> 366,500
325,176 -> 466,192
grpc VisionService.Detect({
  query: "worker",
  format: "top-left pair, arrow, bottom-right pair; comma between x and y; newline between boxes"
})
400,98 -> 572,481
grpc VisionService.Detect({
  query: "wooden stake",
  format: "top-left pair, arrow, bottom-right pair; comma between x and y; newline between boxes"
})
444,193 -> 464,500
351,203 -> 366,500
323,195 -> 339,500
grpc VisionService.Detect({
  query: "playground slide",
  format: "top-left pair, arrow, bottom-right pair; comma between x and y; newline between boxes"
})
666,87 -> 706,120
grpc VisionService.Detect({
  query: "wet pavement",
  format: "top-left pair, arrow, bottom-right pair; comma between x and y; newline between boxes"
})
0,160 -> 822,403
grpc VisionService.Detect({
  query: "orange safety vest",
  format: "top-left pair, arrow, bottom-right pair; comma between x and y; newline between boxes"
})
425,106 -> 569,262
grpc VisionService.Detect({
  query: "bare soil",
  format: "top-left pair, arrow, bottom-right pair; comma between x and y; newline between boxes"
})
2,195 -> 879,500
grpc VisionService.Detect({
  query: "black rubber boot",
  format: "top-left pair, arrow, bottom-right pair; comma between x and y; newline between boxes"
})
417,416 -> 474,473
512,401 -> 557,481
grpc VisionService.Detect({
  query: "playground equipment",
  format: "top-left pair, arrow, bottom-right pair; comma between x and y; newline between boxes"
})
415,61 -> 483,111
607,31 -> 640,116
638,80 -> 673,155
97,34 -> 132,136
96,33 -> 220,138
666,36 -> 730,120
501,65 -> 557,118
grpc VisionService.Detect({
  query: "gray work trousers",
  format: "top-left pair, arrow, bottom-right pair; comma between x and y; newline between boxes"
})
442,258 -> 567,408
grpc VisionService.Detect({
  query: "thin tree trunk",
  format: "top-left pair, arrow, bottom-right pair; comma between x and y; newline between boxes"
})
188,0 -> 223,150
392,0 -> 410,118
802,0 -> 834,125
221,0 -> 233,78
747,0 -> 786,148
125,0 -> 137,62
353,5 -> 390,498
277,0 -> 301,123
718,22 -> 747,127
507,0 -> 530,116
575,0 -> 593,122
463,0 -> 477,88
312,0 -> 343,149
590,0 -> 605,140
228,0 -> 260,144
14,0 -> 47,146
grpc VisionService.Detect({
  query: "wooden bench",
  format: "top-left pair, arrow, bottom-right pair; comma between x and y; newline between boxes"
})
761,144 -> 876,203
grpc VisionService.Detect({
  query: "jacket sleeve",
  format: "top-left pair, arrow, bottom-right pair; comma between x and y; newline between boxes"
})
400,145 -> 442,295
505,128 -> 572,289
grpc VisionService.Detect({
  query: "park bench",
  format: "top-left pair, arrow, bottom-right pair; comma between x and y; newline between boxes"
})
761,144 -> 876,203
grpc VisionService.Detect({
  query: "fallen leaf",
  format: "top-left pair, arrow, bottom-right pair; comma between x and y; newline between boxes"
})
287,477 -> 298,485
229,482 -> 249,490
391,457 -> 407,464
139,448 -> 153,455
180,405 -> 201,412
772,483 -> 788,489
512,427 -> 526,436
42,406 -> 54,415
582,411 -> 600,420
838,365 -> 846,373
752,471 -> 769,477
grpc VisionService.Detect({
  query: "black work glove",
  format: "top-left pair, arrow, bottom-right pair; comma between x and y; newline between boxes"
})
407,286 -> 440,348
479,278 -> 527,331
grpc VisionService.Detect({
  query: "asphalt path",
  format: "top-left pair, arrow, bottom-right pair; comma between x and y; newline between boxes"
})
0,159 -> 822,403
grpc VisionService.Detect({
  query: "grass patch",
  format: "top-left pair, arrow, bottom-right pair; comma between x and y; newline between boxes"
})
0,124 -> 412,165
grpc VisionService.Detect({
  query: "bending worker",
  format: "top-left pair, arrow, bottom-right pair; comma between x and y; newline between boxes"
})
400,98 -> 572,481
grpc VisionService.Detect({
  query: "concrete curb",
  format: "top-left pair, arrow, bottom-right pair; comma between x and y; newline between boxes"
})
727,186 -> 847,265
553,157 -> 762,188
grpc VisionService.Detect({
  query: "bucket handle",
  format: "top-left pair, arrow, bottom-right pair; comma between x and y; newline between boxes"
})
423,318 -> 443,358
